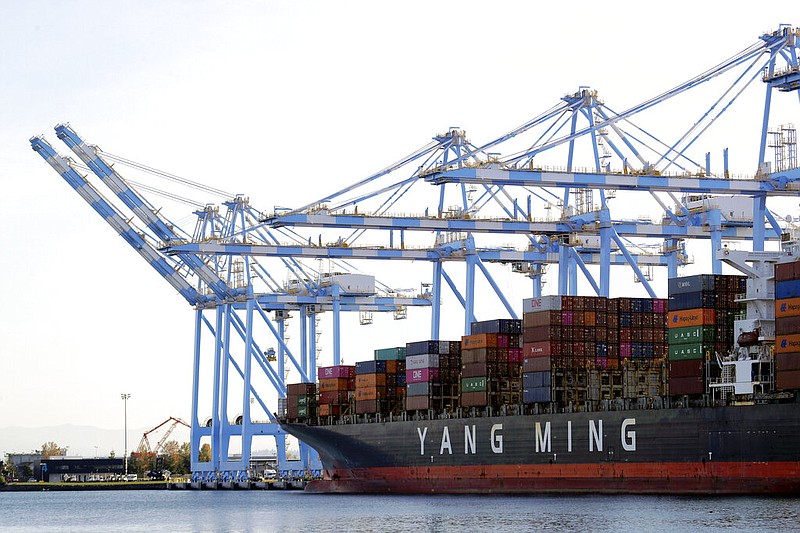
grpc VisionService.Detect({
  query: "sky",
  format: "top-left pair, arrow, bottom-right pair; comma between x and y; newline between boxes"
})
1,1 -> 798,458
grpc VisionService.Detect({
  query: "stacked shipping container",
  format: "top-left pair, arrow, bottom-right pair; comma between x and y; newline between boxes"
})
667,274 -> 745,395
317,365 -> 355,417
286,382 -> 317,420
354,359 -> 405,414
405,340 -> 461,412
775,261 -> 800,390
521,295 -> 668,405
460,320 -> 523,408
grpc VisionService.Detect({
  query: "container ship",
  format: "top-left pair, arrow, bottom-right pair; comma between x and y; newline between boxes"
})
280,252 -> 800,494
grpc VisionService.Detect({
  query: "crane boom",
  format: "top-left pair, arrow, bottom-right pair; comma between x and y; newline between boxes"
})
54,124 -> 240,302
137,417 -> 190,455
30,136 -> 204,305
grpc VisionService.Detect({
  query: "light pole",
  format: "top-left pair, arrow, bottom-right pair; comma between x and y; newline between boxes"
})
121,393 -> 131,475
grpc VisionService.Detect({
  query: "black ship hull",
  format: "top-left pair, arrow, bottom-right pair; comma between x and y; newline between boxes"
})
282,402 -> 800,494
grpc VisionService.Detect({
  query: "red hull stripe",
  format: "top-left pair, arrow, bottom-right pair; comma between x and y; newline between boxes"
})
309,462 -> 800,494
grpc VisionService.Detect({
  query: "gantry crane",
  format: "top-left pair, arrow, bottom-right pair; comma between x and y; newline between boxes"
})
32,26 -> 800,483
31,131 -> 430,482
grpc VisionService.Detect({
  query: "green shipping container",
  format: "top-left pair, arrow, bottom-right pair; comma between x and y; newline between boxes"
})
297,395 -> 308,407
668,342 -> 713,361
461,376 -> 487,393
375,346 -> 407,361
298,404 -> 308,417
668,326 -> 715,345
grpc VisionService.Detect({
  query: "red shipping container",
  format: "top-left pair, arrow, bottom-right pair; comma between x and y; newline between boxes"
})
508,348 -> 524,363
355,399 -> 383,414
669,376 -> 705,395
776,352 -> 800,372
462,362 -> 489,378
522,342 -> 560,357
776,262 -> 796,282
523,325 -> 561,343
776,315 -> 800,335
287,382 -> 316,396
776,370 -> 800,390
497,348 -> 509,362
523,310 -> 562,328
406,395 -> 430,410
620,343 -> 631,358
461,347 -> 498,364
670,359 -> 704,378
317,365 -> 355,380
461,391 -> 488,407
318,390 -> 350,404
523,356 -> 552,372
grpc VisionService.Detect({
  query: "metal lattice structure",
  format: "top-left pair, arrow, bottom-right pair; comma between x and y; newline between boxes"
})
32,26 -> 800,482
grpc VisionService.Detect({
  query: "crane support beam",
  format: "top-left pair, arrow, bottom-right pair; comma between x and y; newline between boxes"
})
425,167 -> 800,195
264,212 -> 774,239
168,242 -> 672,266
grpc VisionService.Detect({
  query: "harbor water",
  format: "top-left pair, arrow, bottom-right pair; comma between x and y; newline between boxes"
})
1,490 -> 799,532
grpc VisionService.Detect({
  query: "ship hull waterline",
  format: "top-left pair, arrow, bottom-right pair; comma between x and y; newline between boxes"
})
281,403 -> 800,495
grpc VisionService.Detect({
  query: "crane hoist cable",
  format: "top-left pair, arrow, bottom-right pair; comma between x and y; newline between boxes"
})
100,150 -> 235,199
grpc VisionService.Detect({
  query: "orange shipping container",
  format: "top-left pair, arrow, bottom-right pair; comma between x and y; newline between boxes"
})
584,311 -> 596,327
318,404 -> 341,417
461,333 -> 498,349
776,334 -> 800,354
356,373 -> 387,388
667,308 -> 716,328
776,297 -> 800,318
384,360 -> 398,374
318,378 -> 351,392
355,386 -> 385,401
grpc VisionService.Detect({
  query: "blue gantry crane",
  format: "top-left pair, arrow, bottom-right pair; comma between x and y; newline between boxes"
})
263,25 -> 800,325
31,129 -> 430,482
31,25 -> 800,483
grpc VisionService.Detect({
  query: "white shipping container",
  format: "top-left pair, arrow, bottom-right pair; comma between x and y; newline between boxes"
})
523,295 -> 563,313
406,354 -> 439,370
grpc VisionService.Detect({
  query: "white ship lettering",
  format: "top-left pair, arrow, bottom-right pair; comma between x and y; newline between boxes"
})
415,418 -> 637,456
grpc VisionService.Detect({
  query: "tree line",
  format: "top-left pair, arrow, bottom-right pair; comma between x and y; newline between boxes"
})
1,441 -> 212,482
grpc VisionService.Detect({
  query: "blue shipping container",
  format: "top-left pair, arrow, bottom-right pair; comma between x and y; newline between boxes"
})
777,279 -> 800,300
523,387 -> 551,403
355,360 -> 387,374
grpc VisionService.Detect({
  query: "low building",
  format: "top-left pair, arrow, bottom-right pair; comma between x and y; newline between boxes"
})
5,453 -> 43,481
41,457 -> 124,482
